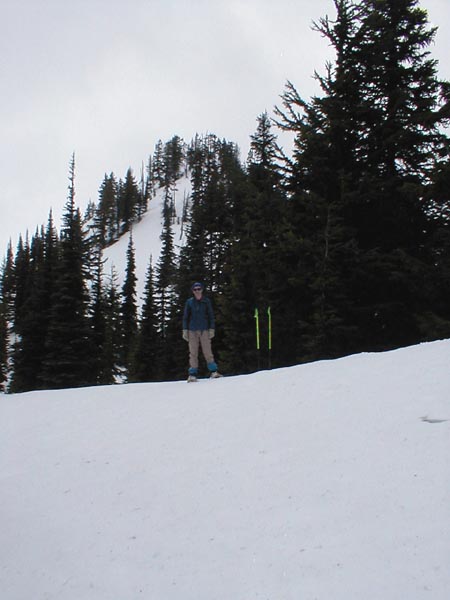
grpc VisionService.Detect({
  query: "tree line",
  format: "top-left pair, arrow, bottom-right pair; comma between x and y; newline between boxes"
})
1,0 -> 449,392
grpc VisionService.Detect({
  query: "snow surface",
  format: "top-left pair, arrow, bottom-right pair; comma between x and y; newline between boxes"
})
103,177 -> 191,305
1,340 -> 449,600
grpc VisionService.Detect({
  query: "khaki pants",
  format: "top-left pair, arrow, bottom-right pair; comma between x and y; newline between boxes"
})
188,330 -> 216,372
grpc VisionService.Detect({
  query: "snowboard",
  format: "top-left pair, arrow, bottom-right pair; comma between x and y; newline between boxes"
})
187,373 -> 223,383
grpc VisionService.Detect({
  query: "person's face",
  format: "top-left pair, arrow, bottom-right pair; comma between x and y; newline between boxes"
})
193,286 -> 203,298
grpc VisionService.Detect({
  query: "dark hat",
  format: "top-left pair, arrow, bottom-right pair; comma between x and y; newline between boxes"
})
191,282 -> 204,291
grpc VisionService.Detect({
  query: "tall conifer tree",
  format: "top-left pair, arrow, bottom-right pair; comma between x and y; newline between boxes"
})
0,292 -> 8,391
40,155 -> 92,389
1,241 -> 15,321
89,249 -> 115,385
118,168 -> 141,234
13,235 -> 31,336
121,234 -> 138,372
96,173 -> 119,246
275,0 -> 450,358
10,229 -> 48,392
103,266 -> 122,383
219,114 -> 286,373
130,258 -> 160,382
155,191 -> 179,377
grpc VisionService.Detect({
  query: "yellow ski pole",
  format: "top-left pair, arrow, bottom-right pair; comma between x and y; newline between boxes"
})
254,308 -> 260,370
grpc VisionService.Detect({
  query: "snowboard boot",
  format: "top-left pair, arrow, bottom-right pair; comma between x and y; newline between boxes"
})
210,371 -> 223,379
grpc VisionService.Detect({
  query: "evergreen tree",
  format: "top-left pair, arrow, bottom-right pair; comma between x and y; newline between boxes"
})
118,168 -> 141,234
349,0 -> 450,347
121,234 -> 138,372
275,0 -> 368,360
275,0 -> 450,359
145,155 -> 155,201
137,161 -> 149,221
0,290 -> 8,391
42,211 -> 59,333
181,135 -> 241,292
219,114 -> 287,373
40,155 -> 92,389
89,249 -> 115,385
130,258 -> 160,382
155,193 -> 179,378
10,229 -> 48,392
103,266 -> 122,383
1,241 -> 14,388
96,173 -> 119,246
315,0 -> 449,274
152,140 -> 165,187
13,234 -> 31,336
203,139 -> 241,292
421,156 -> 450,337
12,212 -> 61,392
163,135 -> 185,188
1,241 -> 15,321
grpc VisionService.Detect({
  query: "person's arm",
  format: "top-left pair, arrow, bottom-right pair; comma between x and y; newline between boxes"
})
182,299 -> 191,330
207,298 -> 215,330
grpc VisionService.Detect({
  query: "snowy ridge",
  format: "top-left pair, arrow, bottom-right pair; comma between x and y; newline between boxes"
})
1,340 -> 449,599
103,175 -> 191,304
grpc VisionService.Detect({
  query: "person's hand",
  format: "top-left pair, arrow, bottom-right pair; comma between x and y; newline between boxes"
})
182,330 -> 189,341
209,329 -> 215,339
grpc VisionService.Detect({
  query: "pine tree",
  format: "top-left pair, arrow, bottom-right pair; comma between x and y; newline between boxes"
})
204,139 -> 242,292
163,136 -> 185,188
130,258 -> 161,382
118,168 -> 141,234
121,234 -> 138,372
1,241 -> 15,330
89,249 -> 115,385
420,156 -> 450,338
13,234 -> 31,336
155,193 -> 179,378
349,0 -> 450,347
145,155 -> 155,201
96,173 -> 119,246
182,135 -> 242,292
274,0 -> 450,358
219,114 -> 287,373
10,229 -> 48,392
0,247 -> 12,390
344,0 -> 449,249
152,140 -> 165,187
40,155 -> 92,389
0,289 -> 8,391
275,0 -> 368,360
103,266 -> 122,383
137,161 -> 149,221
42,210 -> 59,334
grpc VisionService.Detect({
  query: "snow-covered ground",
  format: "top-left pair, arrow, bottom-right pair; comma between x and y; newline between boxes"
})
1,340 -> 449,600
103,176 -> 191,305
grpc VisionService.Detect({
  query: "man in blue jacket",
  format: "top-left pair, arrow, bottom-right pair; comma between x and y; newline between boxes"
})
182,282 -> 221,382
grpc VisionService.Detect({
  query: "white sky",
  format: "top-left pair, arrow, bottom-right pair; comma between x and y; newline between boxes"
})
1,0 -> 448,255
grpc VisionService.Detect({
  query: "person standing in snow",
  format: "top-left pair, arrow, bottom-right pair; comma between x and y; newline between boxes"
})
182,282 -> 221,382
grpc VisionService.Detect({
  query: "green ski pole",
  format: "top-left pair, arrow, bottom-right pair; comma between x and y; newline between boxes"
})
267,306 -> 272,369
254,308 -> 260,370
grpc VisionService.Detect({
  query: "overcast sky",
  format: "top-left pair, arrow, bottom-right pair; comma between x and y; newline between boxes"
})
1,0 -> 448,254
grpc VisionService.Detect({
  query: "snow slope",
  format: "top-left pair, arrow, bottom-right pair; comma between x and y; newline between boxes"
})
102,176 -> 191,305
1,340 -> 449,600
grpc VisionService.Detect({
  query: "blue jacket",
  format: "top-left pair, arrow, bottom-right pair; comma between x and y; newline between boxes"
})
183,296 -> 215,331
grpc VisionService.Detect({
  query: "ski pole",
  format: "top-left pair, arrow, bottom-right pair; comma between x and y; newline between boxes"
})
267,306 -> 272,369
254,308 -> 260,370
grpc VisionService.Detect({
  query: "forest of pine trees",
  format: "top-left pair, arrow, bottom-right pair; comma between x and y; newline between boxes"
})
1,0 -> 449,393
